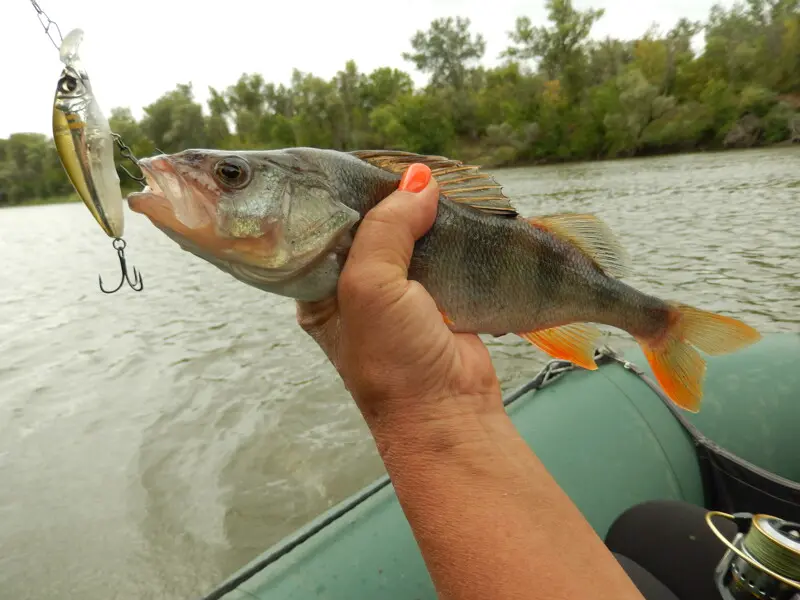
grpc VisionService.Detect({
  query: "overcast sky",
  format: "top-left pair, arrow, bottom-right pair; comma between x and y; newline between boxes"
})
3,0 -> 734,138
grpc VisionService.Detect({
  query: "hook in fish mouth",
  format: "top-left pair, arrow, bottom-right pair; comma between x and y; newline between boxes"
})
136,156 -> 169,197
128,156 -> 213,230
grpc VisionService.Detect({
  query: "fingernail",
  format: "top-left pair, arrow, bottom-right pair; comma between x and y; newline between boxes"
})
398,163 -> 431,193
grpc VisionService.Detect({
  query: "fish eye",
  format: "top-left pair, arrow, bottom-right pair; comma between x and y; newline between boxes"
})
58,76 -> 79,94
213,157 -> 251,189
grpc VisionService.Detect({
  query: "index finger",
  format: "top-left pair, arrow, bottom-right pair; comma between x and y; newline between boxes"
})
342,165 -> 438,291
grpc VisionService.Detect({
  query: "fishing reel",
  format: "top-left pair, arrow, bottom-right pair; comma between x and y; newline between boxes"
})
707,511 -> 800,600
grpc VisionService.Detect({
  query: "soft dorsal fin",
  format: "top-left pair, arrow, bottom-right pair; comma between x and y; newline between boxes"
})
350,150 -> 518,217
528,213 -> 632,279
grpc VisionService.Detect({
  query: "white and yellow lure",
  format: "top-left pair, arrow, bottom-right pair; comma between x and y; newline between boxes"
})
52,28 -> 124,239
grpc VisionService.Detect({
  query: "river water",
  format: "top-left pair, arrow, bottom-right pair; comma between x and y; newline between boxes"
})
1,147 -> 798,600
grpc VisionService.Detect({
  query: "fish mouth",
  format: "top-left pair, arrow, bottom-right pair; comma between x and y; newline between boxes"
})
127,156 -> 212,230
136,165 -> 164,198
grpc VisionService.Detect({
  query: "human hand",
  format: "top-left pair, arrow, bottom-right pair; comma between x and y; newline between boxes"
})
296,164 -> 503,431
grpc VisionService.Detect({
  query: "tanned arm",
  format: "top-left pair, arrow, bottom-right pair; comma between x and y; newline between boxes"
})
368,400 -> 644,600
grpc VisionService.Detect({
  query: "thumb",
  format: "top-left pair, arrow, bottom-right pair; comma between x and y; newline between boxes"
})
342,164 -> 438,289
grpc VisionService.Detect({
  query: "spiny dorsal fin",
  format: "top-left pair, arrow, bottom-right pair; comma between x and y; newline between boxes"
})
350,150 -> 517,217
528,213 -> 632,279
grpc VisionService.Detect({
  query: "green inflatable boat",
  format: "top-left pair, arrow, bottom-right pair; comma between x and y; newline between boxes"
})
202,332 -> 800,600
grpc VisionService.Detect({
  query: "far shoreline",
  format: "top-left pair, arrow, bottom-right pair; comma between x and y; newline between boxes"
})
3,142 -> 796,209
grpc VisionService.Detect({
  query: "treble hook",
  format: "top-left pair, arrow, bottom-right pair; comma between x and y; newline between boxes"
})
99,238 -> 144,294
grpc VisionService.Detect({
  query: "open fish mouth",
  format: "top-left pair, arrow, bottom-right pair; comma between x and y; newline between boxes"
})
128,156 -> 212,230
138,157 -> 180,202
139,166 -> 164,197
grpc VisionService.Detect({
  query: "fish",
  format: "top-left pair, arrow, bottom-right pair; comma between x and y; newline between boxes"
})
52,28 -> 124,239
126,148 -> 762,412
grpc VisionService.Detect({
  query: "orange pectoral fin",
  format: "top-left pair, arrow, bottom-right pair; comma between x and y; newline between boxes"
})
518,323 -> 602,370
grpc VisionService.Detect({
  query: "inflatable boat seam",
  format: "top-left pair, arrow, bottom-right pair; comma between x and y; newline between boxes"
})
599,368 -> 690,502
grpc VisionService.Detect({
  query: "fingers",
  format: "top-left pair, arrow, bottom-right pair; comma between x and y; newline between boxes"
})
300,163 -> 440,366
341,164 -> 438,296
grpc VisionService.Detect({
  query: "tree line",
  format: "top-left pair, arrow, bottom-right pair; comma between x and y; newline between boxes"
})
2,0 -> 799,206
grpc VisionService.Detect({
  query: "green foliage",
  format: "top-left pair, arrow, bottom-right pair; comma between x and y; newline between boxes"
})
403,17 -> 486,90
3,1 -> 799,206
503,0 -> 605,99
370,92 -> 456,155
763,101 -> 797,141
0,133 -> 74,205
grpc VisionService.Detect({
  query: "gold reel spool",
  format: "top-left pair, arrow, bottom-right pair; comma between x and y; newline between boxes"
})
707,511 -> 800,600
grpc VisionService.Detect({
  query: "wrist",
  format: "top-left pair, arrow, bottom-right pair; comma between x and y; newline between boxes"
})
358,391 -> 515,467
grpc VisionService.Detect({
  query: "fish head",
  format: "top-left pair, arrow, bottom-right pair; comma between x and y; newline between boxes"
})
127,149 -> 361,281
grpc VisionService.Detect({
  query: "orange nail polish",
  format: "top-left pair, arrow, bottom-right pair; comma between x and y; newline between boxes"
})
398,163 -> 431,193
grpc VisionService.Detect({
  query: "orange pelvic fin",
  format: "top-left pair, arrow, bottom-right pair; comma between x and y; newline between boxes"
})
639,303 -> 762,413
518,323 -> 602,370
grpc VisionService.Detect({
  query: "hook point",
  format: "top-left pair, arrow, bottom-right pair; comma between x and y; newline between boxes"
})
98,238 -> 145,294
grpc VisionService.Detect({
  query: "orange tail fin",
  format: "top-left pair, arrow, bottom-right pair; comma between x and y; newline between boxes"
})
639,303 -> 761,413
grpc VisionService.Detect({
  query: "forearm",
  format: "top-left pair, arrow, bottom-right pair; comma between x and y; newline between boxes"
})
365,397 -> 644,600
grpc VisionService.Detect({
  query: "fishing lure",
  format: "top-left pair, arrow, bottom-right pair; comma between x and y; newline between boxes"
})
52,28 -> 143,293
